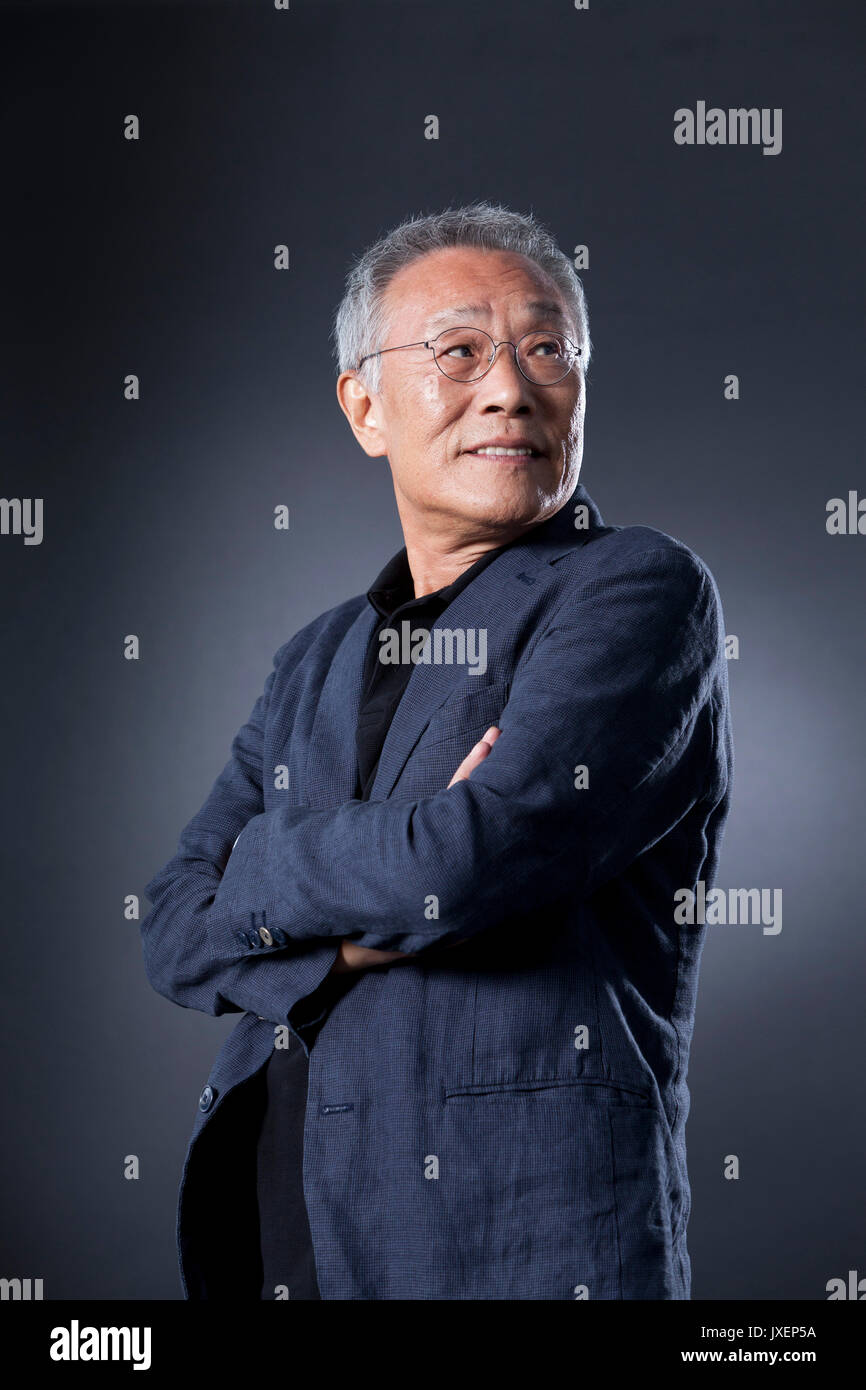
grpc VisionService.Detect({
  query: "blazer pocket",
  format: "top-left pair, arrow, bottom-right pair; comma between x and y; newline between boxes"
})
417,677 -> 511,751
443,1076 -> 654,1104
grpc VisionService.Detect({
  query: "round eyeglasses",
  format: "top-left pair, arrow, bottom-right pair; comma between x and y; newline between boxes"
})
357,327 -> 582,385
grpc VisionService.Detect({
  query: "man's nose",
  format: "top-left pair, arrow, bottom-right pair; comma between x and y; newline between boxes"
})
474,342 -> 534,403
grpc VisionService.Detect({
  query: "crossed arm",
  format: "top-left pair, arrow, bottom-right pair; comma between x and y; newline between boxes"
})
329,726 -> 500,974
140,545 -> 721,1025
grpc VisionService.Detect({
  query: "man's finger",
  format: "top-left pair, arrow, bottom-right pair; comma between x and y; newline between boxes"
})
331,940 -> 419,974
447,725 -> 501,787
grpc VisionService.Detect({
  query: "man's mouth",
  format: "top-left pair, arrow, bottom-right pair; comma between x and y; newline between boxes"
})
465,446 -> 544,458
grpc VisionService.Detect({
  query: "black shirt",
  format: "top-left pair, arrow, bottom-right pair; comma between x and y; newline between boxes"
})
255,534 -> 512,1299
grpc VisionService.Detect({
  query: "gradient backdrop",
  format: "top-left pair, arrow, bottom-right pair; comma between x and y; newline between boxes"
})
2,0 -> 863,1299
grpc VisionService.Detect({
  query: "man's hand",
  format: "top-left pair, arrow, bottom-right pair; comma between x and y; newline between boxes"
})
329,726 -> 501,974
330,941 -> 411,973
446,725 -> 500,787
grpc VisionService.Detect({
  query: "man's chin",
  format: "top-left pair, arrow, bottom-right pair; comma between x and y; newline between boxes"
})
471,458 -> 564,502
450,476 -> 565,532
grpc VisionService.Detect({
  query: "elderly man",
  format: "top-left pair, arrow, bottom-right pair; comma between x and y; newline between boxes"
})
140,201 -> 733,1301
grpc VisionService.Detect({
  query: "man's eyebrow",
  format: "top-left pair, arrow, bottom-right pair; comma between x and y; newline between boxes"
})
422,300 -> 569,336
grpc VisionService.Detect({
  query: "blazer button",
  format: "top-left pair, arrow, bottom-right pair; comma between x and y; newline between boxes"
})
246,933 -> 259,948
198,1085 -> 215,1112
258,926 -> 274,946
270,927 -> 287,945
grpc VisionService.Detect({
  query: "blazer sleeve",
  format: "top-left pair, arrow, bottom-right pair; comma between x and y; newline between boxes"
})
203,544 -> 730,959
138,627 -> 340,1022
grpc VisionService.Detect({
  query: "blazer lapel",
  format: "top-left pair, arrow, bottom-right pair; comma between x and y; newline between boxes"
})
302,602 -> 379,809
301,482 -> 606,809
368,482 -> 607,801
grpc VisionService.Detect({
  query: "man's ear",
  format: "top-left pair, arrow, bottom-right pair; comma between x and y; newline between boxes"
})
336,371 -> 388,458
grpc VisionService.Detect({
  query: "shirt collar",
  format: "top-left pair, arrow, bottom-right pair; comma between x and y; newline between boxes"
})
366,537 -> 513,621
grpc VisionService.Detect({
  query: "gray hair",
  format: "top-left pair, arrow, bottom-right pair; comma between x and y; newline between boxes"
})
332,200 -> 591,394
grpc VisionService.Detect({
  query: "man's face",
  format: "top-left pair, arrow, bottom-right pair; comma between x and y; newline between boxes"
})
339,246 -> 585,533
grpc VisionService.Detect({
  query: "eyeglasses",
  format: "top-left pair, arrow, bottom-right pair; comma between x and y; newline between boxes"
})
357,327 -> 582,385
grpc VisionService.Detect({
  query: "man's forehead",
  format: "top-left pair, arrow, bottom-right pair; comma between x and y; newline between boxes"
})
420,299 -> 569,336
380,247 -> 572,334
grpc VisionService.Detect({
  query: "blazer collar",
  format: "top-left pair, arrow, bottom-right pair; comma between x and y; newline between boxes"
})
303,481 -> 608,807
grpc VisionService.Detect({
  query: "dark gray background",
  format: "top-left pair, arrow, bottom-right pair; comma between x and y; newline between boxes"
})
1,0 -> 863,1299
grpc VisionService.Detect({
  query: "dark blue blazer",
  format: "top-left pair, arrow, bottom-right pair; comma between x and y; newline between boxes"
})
140,481 -> 733,1300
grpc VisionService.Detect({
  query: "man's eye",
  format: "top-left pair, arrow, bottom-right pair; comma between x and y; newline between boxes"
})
443,342 -> 476,358
528,339 -> 561,356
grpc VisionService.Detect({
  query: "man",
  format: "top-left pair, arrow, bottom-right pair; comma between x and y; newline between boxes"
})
140,201 -> 733,1301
